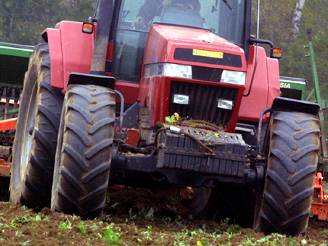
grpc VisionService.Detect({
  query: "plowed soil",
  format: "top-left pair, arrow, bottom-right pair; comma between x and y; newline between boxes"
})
0,188 -> 327,246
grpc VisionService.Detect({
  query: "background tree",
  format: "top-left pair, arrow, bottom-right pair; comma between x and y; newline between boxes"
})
291,0 -> 307,40
0,0 -> 327,98
0,0 -> 95,44
258,0 -> 328,97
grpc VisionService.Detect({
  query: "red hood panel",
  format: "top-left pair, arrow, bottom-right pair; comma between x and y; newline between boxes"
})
144,24 -> 246,71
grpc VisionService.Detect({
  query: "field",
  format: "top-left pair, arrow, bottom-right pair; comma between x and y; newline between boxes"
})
0,188 -> 327,246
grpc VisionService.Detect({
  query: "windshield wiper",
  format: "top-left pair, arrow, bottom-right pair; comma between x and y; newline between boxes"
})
222,0 -> 233,10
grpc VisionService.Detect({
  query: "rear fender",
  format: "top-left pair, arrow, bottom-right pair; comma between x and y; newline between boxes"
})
272,97 -> 320,116
258,97 -> 319,154
44,21 -> 94,91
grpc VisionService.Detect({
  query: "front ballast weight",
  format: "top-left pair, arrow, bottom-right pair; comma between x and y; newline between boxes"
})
110,124 -> 265,188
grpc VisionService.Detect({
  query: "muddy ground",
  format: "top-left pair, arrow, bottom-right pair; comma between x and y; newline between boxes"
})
0,188 -> 327,246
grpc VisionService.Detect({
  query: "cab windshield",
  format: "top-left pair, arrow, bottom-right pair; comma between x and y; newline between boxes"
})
113,0 -> 246,82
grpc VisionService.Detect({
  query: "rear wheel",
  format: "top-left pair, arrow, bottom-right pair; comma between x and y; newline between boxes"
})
51,84 -> 115,218
256,111 -> 320,235
10,44 -> 63,208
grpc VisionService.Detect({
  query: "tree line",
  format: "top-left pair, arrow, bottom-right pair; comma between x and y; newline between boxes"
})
0,0 -> 327,98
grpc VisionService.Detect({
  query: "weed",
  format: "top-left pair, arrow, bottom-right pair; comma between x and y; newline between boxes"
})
90,221 -> 103,232
34,215 -> 42,222
19,240 -> 31,246
239,237 -> 256,246
13,215 -> 46,225
14,216 -> 31,224
173,240 -> 189,246
103,223 -> 121,245
138,225 -> 153,244
287,238 -> 298,246
15,230 -> 23,237
58,219 -> 72,232
256,233 -> 286,245
196,238 -> 209,246
0,220 -> 16,229
226,224 -> 241,234
174,229 -> 190,246
77,221 -> 87,235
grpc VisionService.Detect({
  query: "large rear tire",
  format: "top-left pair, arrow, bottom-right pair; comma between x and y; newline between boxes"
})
257,111 -> 320,235
51,84 -> 115,218
10,44 -> 63,208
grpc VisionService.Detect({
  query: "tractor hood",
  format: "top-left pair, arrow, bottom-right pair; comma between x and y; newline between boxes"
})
143,24 -> 247,71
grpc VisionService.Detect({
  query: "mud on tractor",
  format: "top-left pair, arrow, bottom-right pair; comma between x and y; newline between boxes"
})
8,0 -> 324,235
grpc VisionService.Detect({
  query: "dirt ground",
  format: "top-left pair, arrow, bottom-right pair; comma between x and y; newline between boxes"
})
0,188 -> 327,246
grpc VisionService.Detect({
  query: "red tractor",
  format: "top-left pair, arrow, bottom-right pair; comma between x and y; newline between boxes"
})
10,0 -> 321,235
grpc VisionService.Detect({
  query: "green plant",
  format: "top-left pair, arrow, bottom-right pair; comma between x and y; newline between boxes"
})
287,238 -> 298,246
19,240 -> 31,246
173,240 -> 189,246
138,225 -> 153,243
13,215 -> 44,224
196,239 -> 210,246
15,230 -> 23,237
77,221 -> 87,235
239,237 -> 256,246
58,220 -> 72,232
103,224 -> 121,245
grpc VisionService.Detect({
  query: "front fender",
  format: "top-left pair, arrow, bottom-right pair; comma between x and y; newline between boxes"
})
44,21 -> 94,91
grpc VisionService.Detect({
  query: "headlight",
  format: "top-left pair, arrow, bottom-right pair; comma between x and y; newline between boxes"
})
145,63 -> 192,79
217,99 -> 234,110
173,94 -> 189,105
221,70 -> 246,85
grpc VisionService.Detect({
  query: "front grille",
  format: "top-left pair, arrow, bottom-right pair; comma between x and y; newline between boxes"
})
170,81 -> 238,127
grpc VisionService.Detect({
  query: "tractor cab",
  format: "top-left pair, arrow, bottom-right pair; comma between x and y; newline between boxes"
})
107,0 -> 254,129
112,0 -> 249,83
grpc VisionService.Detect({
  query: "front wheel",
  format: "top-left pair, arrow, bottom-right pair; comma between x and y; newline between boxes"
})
51,84 -> 116,218
256,111 -> 320,235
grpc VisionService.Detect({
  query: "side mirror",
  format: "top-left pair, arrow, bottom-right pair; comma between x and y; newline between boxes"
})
249,37 -> 283,59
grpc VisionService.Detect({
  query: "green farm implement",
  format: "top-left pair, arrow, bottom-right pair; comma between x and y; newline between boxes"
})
304,33 -> 328,221
0,42 -> 33,198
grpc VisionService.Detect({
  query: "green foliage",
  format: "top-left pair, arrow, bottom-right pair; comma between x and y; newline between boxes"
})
77,221 -> 87,235
102,223 -> 121,245
0,0 -> 95,44
258,0 -> 328,99
0,0 -> 326,99
58,219 -> 72,232
13,215 -> 45,224
137,225 -> 153,244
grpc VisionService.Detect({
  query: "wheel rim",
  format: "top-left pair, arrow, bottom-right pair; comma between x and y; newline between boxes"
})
20,83 -> 37,181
